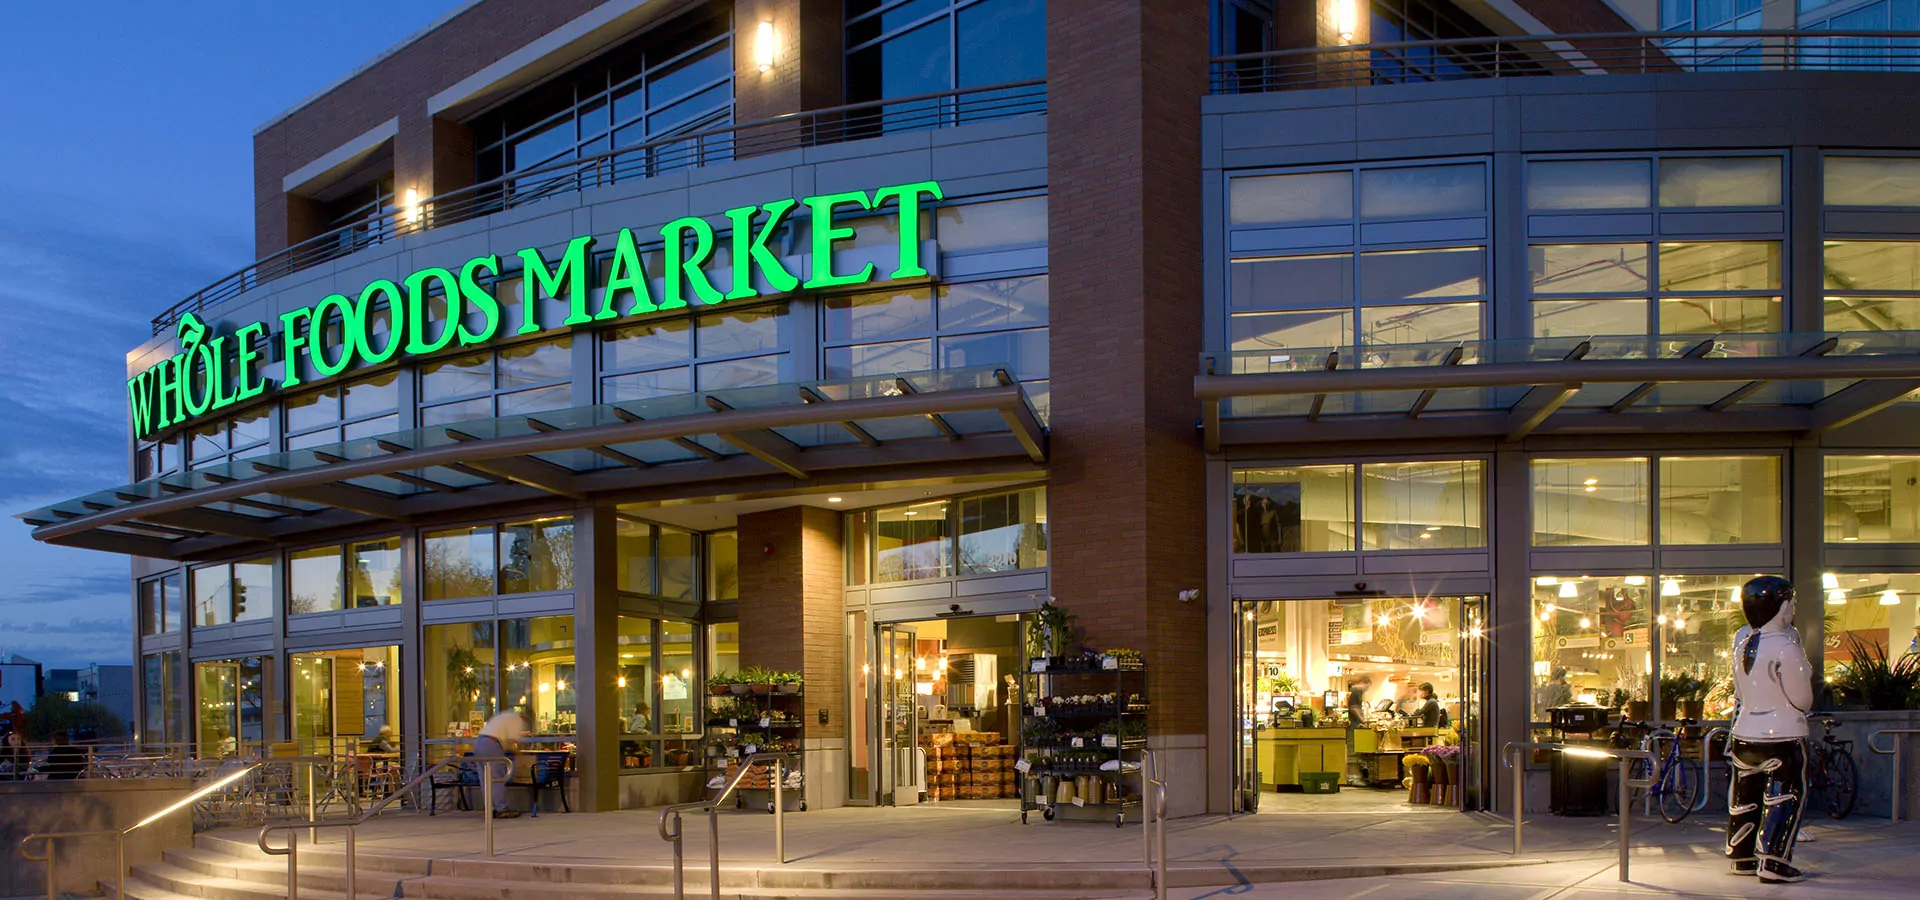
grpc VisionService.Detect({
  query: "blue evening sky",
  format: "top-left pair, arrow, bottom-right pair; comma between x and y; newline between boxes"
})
0,1 -> 458,669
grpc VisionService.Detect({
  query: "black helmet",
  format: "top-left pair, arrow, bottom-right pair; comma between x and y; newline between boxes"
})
1740,575 -> 1794,629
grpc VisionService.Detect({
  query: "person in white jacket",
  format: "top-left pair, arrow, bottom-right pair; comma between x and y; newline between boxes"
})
1724,575 -> 1813,884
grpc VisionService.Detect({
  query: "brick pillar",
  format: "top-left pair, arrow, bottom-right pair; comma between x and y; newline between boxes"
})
737,506 -> 846,808
396,114 -> 476,222
733,0 -> 843,157
1047,0 -> 1210,814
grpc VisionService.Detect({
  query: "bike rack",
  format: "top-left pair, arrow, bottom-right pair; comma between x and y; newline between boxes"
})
1502,742 -> 1654,882
1142,750 -> 1168,900
1867,728 -> 1920,822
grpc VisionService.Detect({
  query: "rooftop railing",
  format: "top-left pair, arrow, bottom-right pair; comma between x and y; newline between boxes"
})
1210,29 -> 1920,95
151,78 -> 1047,335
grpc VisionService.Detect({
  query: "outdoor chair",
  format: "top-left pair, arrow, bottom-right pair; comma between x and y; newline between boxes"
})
506,751 -> 572,817
427,753 -> 481,815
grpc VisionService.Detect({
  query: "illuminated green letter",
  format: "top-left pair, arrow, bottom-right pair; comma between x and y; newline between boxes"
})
308,293 -> 356,378
233,322 -> 268,403
660,216 -> 724,308
353,280 -> 406,365
206,336 -> 239,411
405,268 -> 461,355
518,235 -> 597,333
127,370 -> 157,441
154,355 -> 183,429
802,190 -> 875,288
456,255 -> 501,346
279,307 -> 314,388
724,199 -> 798,300
604,228 -> 656,317
872,181 -> 943,278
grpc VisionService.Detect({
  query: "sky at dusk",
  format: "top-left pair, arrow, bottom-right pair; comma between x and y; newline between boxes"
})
0,1 -> 459,669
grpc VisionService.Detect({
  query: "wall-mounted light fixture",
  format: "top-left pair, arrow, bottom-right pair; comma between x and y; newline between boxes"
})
1333,0 -> 1358,45
404,188 -> 424,226
755,21 -> 776,72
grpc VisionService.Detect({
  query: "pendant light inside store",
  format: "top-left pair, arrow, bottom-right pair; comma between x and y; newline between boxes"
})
1881,589 -> 1901,606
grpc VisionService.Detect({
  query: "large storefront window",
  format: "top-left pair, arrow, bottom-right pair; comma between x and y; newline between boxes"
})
141,651 -> 185,746
616,518 -> 702,600
601,305 -> 792,401
290,647 -> 400,755
420,337 -> 573,427
708,530 -> 738,602
285,371 -> 399,450
1659,456 -> 1781,545
617,615 -> 707,771
1359,460 -> 1484,550
1825,455 -> 1920,543
1657,575 -> 1754,722
425,517 -> 575,600
1824,241 -> 1920,331
1531,458 -> 1650,546
876,500 -> 954,582
958,487 -> 1048,574
190,558 -> 273,627
845,0 -> 1045,112
503,616 -> 575,736
1233,465 -> 1355,553
425,621 -> 496,738
1823,573 -> 1920,684
139,573 -> 180,636
195,656 -> 270,757
289,537 -> 403,615
1529,576 -> 1651,721
425,526 -> 496,600
823,277 -> 1050,417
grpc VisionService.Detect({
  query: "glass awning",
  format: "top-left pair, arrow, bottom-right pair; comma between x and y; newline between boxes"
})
1196,331 -> 1920,451
18,367 -> 1047,560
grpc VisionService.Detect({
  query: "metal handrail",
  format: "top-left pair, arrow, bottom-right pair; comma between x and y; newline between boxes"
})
657,751 -> 794,900
1211,29 -> 1920,94
1866,728 -> 1920,821
19,763 -> 257,900
148,77 -> 1048,334
1502,742 -> 1654,882
256,754 -> 510,900
1141,750 -> 1168,900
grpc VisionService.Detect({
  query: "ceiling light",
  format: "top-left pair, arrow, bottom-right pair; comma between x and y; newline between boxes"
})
1584,486 -> 1597,493
1844,536 -> 1860,542
1881,589 -> 1901,606
827,497 -> 843,503
1828,589 -> 1848,605
1661,579 -> 1681,597
1823,572 -> 1840,590
1536,576 -> 1558,586
1624,575 -> 1646,586
1578,617 -> 1592,629
1673,618 -> 1687,629
1583,478 -> 1598,486
617,676 -> 627,688
1419,532 -> 1432,540
1559,582 -> 1578,599
904,511 -> 917,517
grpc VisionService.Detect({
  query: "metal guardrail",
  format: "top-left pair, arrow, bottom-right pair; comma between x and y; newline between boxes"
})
1503,742 -> 1654,882
657,752 -> 794,900
1867,728 -> 1920,821
1142,750 -> 1168,900
150,78 -> 1047,335
18,763 -> 257,900
256,754 -> 510,900
1211,29 -> 1920,94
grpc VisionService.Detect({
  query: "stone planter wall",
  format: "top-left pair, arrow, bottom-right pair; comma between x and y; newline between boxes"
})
1825,709 -> 1920,820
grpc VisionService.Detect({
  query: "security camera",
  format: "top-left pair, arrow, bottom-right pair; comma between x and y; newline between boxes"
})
1178,589 -> 1200,604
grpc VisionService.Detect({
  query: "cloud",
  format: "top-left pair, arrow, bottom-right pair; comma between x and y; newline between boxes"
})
10,570 -> 131,606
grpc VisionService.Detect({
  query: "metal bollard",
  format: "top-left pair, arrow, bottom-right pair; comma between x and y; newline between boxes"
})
1142,752 -> 1154,865
306,762 -> 317,844
346,829 -> 357,899
287,829 -> 300,900
1895,734 -> 1906,823
1617,761 -> 1632,882
773,757 -> 785,865
483,762 -> 496,857
707,808 -> 721,900
1511,746 -> 1524,856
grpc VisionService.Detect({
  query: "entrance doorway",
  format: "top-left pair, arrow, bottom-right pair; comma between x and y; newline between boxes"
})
856,614 -> 1024,808
1233,596 -> 1486,814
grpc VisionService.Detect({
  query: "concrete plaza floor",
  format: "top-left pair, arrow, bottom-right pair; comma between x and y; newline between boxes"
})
222,800 -> 1920,898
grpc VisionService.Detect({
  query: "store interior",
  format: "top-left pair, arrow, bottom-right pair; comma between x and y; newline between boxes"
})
1239,597 -> 1469,813
876,615 -> 1024,809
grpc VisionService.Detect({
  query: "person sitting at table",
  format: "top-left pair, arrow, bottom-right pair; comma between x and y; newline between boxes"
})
1410,683 -> 1442,728
364,724 -> 399,754
626,702 -> 652,734
41,731 -> 88,780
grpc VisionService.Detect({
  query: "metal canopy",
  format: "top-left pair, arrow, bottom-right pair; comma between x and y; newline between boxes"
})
1196,332 -> 1920,452
17,368 -> 1047,561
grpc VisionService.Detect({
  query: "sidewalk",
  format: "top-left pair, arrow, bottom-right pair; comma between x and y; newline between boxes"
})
225,801 -> 1920,897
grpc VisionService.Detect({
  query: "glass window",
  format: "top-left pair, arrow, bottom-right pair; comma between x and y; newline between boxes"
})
233,558 -> 271,621
425,525 -> 496,600
1230,254 -> 1352,310
141,650 -> 185,746
1659,157 -> 1781,207
1228,171 -> 1353,226
342,371 -> 399,420
1358,164 -> 1484,219
602,319 -> 692,372
875,500 -> 953,582
1232,465 -> 1355,553
421,353 -> 491,402
1824,241 -> 1920,291
1657,241 -> 1781,292
616,615 -> 655,736
938,276 -> 1048,331
940,329 -> 1047,380
288,546 -> 343,616
1660,456 -> 1781,544
1530,243 -> 1651,295
1528,159 -> 1651,210
844,511 -> 871,586
194,657 -> 269,757
958,487 -> 1047,574
936,196 -> 1047,253
1359,247 -> 1485,301
1824,455 -> 1920,543
500,517 -> 575,594
421,397 -> 491,428
827,340 -> 933,379
503,615 -> 575,736
191,565 -> 230,627
1825,156 -> 1920,207
826,289 -> 933,342
1532,458 -> 1651,546
1823,573 -> 1920,684
349,537 -> 402,608
698,355 -> 784,390
497,338 -> 572,390
1825,296 -> 1920,331
697,307 -> 787,358
659,620 -> 697,735
425,621 -> 495,738
498,384 -> 571,417
658,526 -> 696,601
1657,574 -> 1756,721
1530,576 -> 1652,721
1360,461 -> 1484,550
1657,296 -> 1781,334
229,407 -> 270,451
1231,309 -> 1353,357
708,530 -> 738,602
1357,303 -> 1481,345
1532,299 -> 1651,338
604,368 -> 693,402
139,576 -> 179,636
617,519 -> 656,594
286,387 -> 339,433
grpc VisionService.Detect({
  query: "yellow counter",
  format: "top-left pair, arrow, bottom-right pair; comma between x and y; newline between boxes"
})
1255,728 -> 1348,788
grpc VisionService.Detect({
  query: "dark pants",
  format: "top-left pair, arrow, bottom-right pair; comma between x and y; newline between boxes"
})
472,736 -> 510,811
1725,737 -> 1806,865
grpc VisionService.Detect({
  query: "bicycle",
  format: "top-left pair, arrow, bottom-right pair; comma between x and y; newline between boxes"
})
1805,716 -> 1858,820
1614,718 -> 1703,823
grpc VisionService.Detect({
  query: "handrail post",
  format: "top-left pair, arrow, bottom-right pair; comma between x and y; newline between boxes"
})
116,834 -> 126,900
287,829 -> 299,900
1156,780 -> 1168,900
1511,744 -> 1524,856
42,838 -> 54,900
707,808 -> 721,900
669,812 -> 685,900
346,828 -> 357,899
1142,751 -> 1153,865
306,761 -> 316,845
483,759 -> 495,857
1896,733 -> 1905,823
773,756 -> 785,865
1617,756 -> 1632,882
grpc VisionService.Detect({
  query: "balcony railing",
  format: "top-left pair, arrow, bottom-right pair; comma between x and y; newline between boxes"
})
1210,29 -> 1920,95
151,79 -> 1047,335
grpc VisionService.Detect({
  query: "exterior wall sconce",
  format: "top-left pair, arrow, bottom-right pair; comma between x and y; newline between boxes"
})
755,21 -> 776,72
403,188 -> 424,226
1333,0 -> 1358,45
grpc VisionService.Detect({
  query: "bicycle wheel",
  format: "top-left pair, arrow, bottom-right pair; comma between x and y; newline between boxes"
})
1658,756 -> 1701,824
1824,750 -> 1858,820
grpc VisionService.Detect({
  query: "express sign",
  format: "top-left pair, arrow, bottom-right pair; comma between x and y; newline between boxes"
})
127,180 -> 944,442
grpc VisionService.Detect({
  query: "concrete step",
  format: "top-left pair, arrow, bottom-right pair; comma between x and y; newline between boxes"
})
400,877 -> 1147,900
115,859 -> 357,900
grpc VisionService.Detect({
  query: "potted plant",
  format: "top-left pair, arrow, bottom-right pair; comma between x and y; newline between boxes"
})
1832,634 -> 1920,710
707,673 -> 738,696
743,666 -> 775,695
1428,744 -> 1462,806
445,646 -> 484,725
665,747 -> 693,766
1659,672 -> 1708,720
773,670 -> 804,694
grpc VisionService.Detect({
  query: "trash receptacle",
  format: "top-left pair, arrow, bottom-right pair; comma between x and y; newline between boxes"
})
1549,705 -> 1610,816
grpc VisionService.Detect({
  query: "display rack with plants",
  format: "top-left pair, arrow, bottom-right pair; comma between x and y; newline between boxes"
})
703,668 -> 808,814
1018,646 -> 1149,827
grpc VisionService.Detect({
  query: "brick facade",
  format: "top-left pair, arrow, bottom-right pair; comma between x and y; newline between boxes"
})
737,506 -> 846,740
1045,0 -> 1211,737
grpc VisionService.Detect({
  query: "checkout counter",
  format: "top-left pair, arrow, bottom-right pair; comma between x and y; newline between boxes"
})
1256,715 -> 1442,790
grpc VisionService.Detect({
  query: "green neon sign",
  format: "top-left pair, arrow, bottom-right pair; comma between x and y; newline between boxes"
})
128,180 -> 944,442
